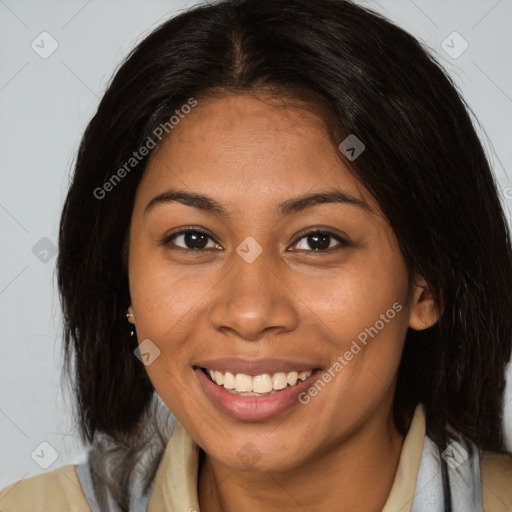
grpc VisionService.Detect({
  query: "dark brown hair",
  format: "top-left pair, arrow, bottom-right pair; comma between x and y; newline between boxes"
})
58,0 -> 512,505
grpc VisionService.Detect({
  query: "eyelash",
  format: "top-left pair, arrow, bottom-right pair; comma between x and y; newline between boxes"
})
160,227 -> 350,254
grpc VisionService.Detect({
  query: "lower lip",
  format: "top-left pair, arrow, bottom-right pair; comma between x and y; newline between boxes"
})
194,367 -> 322,421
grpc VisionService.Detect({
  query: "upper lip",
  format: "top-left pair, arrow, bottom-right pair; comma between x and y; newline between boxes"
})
193,357 -> 323,376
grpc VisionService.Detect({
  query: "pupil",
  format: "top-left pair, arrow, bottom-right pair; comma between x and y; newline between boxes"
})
185,232 -> 208,249
308,233 -> 330,250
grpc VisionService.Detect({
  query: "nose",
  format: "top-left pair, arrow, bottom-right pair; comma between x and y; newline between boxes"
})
208,247 -> 299,341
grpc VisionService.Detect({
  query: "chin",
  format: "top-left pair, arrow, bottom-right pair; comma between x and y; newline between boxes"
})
206,436 -> 314,474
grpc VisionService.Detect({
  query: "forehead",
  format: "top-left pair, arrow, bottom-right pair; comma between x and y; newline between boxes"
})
135,93 -> 377,215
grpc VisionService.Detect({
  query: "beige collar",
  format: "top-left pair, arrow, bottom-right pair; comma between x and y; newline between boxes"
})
147,403 -> 426,511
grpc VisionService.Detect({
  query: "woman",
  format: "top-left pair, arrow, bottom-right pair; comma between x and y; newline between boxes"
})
1,0 -> 511,510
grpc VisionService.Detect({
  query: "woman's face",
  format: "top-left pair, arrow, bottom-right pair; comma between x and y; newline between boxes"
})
128,93 -> 431,472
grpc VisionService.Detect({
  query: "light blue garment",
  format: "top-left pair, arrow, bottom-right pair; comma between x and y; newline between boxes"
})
76,393 -> 176,512
76,397 -> 484,512
411,434 -> 483,512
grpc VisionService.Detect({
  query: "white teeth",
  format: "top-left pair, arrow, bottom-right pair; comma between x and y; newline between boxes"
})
205,368 -> 314,395
223,371 -> 235,389
234,373 -> 253,392
252,374 -> 273,393
287,371 -> 298,386
298,371 -> 311,381
214,370 -> 223,386
272,372 -> 288,390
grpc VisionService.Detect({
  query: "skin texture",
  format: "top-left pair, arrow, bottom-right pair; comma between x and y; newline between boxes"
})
127,93 -> 438,512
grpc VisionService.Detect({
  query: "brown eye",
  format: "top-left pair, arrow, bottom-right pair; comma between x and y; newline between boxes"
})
292,230 -> 349,252
163,229 -> 221,251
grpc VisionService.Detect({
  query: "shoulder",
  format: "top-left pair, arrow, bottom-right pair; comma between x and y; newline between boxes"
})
480,450 -> 512,512
0,464 -> 91,512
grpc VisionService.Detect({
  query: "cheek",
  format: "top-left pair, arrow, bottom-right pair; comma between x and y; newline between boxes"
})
128,240 -> 213,332
299,255 -> 408,340
306,277 -> 407,380
298,251 -> 409,401
128,260 -> 204,411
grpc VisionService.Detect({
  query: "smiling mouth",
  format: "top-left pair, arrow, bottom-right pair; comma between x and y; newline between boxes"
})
198,367 -> 321,397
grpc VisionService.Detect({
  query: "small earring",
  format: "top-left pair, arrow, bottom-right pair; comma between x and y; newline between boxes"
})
126,311 -> 136,337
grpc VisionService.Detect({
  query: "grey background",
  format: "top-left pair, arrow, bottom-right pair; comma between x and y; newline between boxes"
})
1,0 -> 511,488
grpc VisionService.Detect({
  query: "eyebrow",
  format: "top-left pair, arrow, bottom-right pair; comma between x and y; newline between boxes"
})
144,187 -> 371,218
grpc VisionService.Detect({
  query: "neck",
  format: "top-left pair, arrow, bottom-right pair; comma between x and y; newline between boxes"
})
198,405 -> 405,512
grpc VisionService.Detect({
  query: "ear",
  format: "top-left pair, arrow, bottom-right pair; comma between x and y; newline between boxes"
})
408,275 -> 440,330
127,305 -> 135,324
